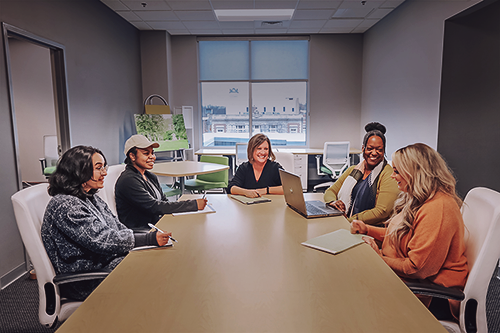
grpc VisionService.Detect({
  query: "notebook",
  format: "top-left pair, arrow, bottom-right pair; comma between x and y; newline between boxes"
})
279,169 -> 343,219
301,229 -> 366,255
230,194 -> 271,205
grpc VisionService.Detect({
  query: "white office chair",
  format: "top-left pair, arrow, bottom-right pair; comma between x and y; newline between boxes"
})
235,143 -> 248,167
407,187 -> 500,333
274,151 -> 294,172
96,164 -> 126,216
11,184 -> 108,328
313,141 -> 350,191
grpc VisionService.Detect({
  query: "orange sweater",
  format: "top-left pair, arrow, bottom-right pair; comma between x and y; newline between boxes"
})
366,191 -> 468,319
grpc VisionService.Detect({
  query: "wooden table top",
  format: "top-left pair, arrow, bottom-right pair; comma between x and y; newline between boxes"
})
57,193 -> 445,333
151,160 -> 229,177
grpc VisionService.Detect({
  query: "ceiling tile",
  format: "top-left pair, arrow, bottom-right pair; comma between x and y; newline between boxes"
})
289,20 -> 326,28
356,19 -> 378,28
101,1 -> 129,11
122,1 -> 171,10
183,21 -> 220,29
320,27 -> 355,33
380,0 -> 405,9
116,11 -> 142,21
134,10 -> 178,20
257,28 -> 290,34
168,30 -> 191,35
222,29 -> 256,34
129,21 -> 153,29
174,10 -> 216,20
297,1 -> 342,9
293,9 -> 335,20
254,1 -> 297,9
147,21 -> 186,29
332,7 -> 375,18
166,1 -> 213,10
323,18 -> 363,27
188,29 -> 224,34
367,8 -> 392,19
287,28 -> 321,33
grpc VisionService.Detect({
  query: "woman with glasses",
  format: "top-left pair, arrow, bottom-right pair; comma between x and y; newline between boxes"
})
324,122 -> 399,225
350,143 -> 468,321
41,145 -> 172,301
115,134 -> 207,230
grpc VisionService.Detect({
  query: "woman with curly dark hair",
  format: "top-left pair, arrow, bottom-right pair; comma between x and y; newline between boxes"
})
324,122 -> 399,225
41,145 -> 172,301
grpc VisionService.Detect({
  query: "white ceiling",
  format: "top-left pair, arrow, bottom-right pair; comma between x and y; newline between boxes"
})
100,0 -> 407,35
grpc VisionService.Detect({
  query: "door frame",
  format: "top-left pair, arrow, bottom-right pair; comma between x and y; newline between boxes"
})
2,22 -> 71,190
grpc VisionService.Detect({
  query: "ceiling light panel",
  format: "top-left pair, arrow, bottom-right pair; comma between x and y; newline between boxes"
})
215,9 -> 294,21
175,10 -> 216,21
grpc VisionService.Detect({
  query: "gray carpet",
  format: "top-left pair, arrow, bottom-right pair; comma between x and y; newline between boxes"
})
1,269 -> 500,332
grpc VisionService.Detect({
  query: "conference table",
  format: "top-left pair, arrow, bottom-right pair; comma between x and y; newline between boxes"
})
56,193 -> 445,333
151,160 -> 229,193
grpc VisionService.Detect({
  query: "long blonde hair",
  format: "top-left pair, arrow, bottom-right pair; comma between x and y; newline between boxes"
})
387,143 -> 462,256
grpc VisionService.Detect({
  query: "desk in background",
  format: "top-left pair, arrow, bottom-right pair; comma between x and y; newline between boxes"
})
195,148 -> 362,191
151,160 -> 229,193
57,193 -> 445,333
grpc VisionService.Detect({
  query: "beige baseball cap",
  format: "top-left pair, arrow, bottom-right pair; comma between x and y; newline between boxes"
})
124,134 -> 160,155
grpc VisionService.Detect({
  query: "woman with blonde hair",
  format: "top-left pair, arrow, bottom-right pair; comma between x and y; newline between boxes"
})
350,143 -> 468,321
228,133 -> 284,198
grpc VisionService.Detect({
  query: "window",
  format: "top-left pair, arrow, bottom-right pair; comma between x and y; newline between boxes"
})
199,39 -> 308,147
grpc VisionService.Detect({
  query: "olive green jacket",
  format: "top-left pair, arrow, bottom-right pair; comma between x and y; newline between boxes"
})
323,163 -> 399,225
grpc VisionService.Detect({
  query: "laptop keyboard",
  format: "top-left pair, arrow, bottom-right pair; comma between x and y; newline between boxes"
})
305,202 -> 327,215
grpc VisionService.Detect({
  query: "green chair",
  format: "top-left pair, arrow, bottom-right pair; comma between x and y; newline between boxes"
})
161,183 -> 182,198
184,155 -> 229,193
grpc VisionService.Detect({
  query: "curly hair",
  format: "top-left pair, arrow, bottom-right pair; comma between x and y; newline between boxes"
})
48,145 -> 107,200
247,133 -> 275,164
387,143 -> 462,256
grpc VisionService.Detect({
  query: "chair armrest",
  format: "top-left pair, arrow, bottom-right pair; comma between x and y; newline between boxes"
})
405,280 -> 465,301
53,270 -> 110,285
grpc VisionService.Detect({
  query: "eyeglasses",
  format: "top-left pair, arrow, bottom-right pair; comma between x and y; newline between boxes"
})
95,165 -> 109,174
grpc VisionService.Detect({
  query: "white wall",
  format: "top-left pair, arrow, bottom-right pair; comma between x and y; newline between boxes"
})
361,0 -> 480,158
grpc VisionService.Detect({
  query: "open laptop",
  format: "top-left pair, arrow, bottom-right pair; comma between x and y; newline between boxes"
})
279,169 -> 343,219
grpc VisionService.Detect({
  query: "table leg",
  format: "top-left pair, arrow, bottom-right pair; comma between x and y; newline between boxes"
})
179,176 -> 185,193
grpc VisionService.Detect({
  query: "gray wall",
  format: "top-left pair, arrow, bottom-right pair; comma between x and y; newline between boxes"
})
361,0 -> 479,158
164,34 -> 364,152
438,0 -> 500,197
0,0 -> 143,287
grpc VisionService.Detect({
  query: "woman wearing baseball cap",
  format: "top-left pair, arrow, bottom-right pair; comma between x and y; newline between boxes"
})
115,134 -> 207,230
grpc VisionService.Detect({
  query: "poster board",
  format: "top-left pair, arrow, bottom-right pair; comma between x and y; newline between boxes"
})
134,114 -> 189,151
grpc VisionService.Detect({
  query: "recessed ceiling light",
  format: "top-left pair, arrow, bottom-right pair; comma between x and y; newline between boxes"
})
214,9 -> 294,22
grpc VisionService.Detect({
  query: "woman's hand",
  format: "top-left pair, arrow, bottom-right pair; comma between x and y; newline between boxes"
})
156,231 -> 172,247
197,198 -> 207,210
244,188 -> 265,198
329,200 -> 346,213
350,219 -> 367,235
362,236 -> 382,256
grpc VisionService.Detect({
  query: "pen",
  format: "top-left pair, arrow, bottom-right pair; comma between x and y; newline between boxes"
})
147,223 -> 177,242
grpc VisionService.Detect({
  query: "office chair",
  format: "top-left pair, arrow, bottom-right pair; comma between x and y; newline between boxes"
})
274,151 -> 294,172
39,135 -> 59,178
96,164 -> 126,216
406,187 -> 500,333
313,141 -> 350,192
11,184 -> 109,328
235,143 -> 248,168
184,155 -> 229,193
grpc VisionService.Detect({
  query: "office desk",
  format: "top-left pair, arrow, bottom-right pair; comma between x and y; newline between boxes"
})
57,194 -> 445,333
151,161 -> 229,193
